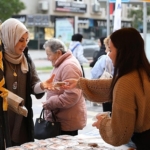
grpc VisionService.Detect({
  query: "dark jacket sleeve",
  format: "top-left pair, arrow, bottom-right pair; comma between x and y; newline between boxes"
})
90,46 -> 106,67
28,55 -> 45,99
24,52 -> 44,142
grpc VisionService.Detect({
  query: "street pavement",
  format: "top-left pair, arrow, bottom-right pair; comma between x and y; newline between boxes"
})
29,50 -> 129,149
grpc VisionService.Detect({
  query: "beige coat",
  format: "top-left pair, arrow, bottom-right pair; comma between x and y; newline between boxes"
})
77,70 -> 150,146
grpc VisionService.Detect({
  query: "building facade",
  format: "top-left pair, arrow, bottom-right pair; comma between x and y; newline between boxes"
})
14,0 -> 132,49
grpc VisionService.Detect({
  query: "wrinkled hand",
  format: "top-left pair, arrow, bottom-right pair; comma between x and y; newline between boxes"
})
42,102 -> 47,109
41,74 -> 55,90
92,114 -> 106,129
61,78 -> 79,90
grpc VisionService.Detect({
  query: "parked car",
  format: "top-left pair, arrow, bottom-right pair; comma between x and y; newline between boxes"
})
81,39 -> 99,59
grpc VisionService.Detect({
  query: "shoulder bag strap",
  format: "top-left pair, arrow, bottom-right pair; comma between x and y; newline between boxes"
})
51,110 -> 57,122
41,108 -> 57,122
71,43 -> 80,52
40,108 -> 44,120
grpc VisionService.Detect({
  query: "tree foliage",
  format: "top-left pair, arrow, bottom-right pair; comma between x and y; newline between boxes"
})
128,5 -> 150,30
0,0 -> 25,22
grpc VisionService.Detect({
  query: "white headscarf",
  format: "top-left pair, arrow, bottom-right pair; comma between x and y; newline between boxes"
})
0,18 -> 29,73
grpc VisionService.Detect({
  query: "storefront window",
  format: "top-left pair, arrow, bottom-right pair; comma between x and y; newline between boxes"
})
27,27 -> 34,40
45,28 -> 54,40
34,27 -> 44,40
78,18 -> 107,41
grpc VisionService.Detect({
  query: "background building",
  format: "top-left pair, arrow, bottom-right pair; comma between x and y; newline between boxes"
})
13,0 -> 132,49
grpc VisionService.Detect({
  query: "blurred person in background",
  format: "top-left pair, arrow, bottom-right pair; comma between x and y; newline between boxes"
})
42,38 -> 87,136
90,37 -> 106,68
91,36 -> 114,111
69,33 -> 88,77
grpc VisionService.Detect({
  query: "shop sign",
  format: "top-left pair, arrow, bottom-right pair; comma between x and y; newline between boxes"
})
78,19 -> 89,24
96,20 -> 107,26
55,1 -> 87,13
12,15 -> 26,23
27,15 -> 50,27
78,18 -> 89,28
109,0 -> 129,2
95,19 -> 131,27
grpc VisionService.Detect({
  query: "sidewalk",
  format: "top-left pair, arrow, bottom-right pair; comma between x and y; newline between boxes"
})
28,50 -> 47,60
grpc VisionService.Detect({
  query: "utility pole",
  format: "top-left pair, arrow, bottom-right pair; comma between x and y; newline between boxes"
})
143,2 -> 147,48
106,0 -> 110,36
74,16 -> 78,34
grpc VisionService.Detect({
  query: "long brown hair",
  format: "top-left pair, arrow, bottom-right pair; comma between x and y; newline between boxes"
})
109,28 -> 150,99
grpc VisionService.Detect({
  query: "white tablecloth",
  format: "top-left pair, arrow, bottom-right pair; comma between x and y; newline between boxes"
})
76,134 -> 129,150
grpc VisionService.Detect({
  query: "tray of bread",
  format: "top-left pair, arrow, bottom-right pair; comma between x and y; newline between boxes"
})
6,134 -> 129,150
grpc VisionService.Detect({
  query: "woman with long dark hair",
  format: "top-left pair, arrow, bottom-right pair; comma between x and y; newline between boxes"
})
60,28 -> 150,149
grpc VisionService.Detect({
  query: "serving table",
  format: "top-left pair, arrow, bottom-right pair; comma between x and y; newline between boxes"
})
6,133 -> 132,150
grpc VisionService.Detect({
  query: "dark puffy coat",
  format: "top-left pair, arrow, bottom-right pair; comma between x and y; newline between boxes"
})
90,45 -> 106,67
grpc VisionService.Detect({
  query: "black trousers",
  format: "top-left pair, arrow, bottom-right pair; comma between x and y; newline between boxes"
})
102,102 -> 112,112
131,129 -> 150,150
61,130 -> 78,136
11,141 -> 20,146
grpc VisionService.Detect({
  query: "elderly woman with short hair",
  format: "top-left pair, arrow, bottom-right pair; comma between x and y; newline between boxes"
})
42,38 -> 87,136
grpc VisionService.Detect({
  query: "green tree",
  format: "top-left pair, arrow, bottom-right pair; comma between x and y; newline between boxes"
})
128,5 -> 150,30
0,0 -> 25,22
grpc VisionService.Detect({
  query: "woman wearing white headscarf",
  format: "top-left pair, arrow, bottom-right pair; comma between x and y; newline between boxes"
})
0,18 -> 52,146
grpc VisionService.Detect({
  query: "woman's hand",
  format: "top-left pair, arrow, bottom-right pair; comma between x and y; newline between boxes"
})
92,114 -> 106,129
40,74 -> 55,90
62,78 -> 79,90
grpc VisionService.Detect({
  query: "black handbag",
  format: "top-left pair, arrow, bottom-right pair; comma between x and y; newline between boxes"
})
34,108 -> 61,139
